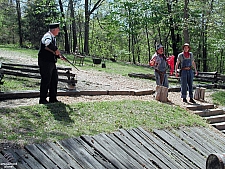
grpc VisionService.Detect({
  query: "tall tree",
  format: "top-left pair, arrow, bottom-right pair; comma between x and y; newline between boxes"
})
58,0 -> 70,53
16,0 -> 23,47
84,0 -> 105,55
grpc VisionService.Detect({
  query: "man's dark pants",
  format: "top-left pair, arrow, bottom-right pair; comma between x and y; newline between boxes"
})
38,61 -> 58,102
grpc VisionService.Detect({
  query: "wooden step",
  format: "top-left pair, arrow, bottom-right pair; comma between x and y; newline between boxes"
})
186,103 -> 214,111
194,108 -> 224,117
211,122 -> 225,130
204,114 -> 225,123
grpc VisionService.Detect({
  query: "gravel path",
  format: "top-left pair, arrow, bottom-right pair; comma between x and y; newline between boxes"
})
0,49 -> 217,109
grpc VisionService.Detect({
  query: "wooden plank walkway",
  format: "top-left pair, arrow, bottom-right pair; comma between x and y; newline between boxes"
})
1,126 -> 225,169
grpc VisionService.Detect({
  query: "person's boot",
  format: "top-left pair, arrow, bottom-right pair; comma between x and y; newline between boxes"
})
49,98 -> 60,103
189,98 -> 196,104
39,99 -> 49,104
183,98 -> 188,103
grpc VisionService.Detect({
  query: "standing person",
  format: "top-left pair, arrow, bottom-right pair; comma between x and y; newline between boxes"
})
175,43 -> 198,103
38,23 -> 63,104
151,44 -> 169,88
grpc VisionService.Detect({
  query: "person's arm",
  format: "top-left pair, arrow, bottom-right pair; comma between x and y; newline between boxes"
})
42,33 -> 60,56
175,60 -> 180,77
190,52 -> 198,76
192,61 -> 198,76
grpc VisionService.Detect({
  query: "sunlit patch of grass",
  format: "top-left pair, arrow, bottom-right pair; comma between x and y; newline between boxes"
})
211,91 -> 225,106
0,100 -> 208,146
0,75 -> 40,92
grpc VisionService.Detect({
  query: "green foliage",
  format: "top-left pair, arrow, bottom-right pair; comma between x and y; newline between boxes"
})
0,100 -> 207,145
1,0 -> 225,72
0,1 -> 18,44
22,0 -> 61,48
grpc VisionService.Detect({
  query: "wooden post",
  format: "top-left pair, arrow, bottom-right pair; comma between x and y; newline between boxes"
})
194,87 -> 200,100
155,85 -> 168,102
200,87 -> 206,100
155,85 -> 161,101
194,87 -> 206,100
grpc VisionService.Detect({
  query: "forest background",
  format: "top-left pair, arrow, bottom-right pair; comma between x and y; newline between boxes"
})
0,0 -> 225,73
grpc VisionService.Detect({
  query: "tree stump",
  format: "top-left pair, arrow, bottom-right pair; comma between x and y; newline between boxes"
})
206,153 -> 225,169
194,87 -> 206,100
155,85 -> 168,102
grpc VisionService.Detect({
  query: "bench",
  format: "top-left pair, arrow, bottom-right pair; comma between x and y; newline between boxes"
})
72,53 -> 85,66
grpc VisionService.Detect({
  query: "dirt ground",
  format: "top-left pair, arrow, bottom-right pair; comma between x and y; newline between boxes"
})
0,49 -> 219,109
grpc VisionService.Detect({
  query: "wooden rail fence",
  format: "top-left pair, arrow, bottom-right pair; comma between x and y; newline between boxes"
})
0,62 -> 77,86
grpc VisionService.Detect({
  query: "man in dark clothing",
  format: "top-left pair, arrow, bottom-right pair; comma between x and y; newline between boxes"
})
38,23 -> 63,104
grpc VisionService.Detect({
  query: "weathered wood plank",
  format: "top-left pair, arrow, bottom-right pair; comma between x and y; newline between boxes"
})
114,129 -> 163,168
126,129 -> 182,168
136,127 -> 197,168
134,89 -> 154,95
2,149 -> 30,169
25,144 -> 59,169
0,152 -> 17,169
15,148 -> 45,169
186,103 -> 214,111
154,129 -> 205,168
58,138 -> 103,169
106,133 -> 153,168
194,108 -> 224,117
75,137 -> 115,169
211,122 -> 225,130
47,142 -> 83,169
94,133 -> 141,168
2,70 -> 77,84
2,62 -> 72,71
107,90 -> 134,95
205,114 -> 225,124
81,135 -> 127,169
172,129 -> 211,157
192,127 -> 225,152
35,143 -> 71,169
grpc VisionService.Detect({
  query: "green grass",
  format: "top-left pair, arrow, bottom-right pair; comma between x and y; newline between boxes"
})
0,75 -> 40,92
0,100 -> 208,145
211,90 -> 225,106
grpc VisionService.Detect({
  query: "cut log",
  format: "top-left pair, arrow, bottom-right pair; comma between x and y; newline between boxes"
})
155,85 -> 168,102
155,85 -> 161,101
194,87 -> 206,100
206,153 -> 225,169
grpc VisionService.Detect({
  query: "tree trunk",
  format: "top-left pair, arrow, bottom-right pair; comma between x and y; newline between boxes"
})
145,22 -> 151,62
69,0 -> 77,52
59,0 -> 70,53
183,0 -> 190,43
84,0 -> 89,55
167,0 -> 179,66
16,0 -> 23,47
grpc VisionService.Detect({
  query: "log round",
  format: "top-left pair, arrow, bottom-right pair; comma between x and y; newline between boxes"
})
206,153 -> 225,169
